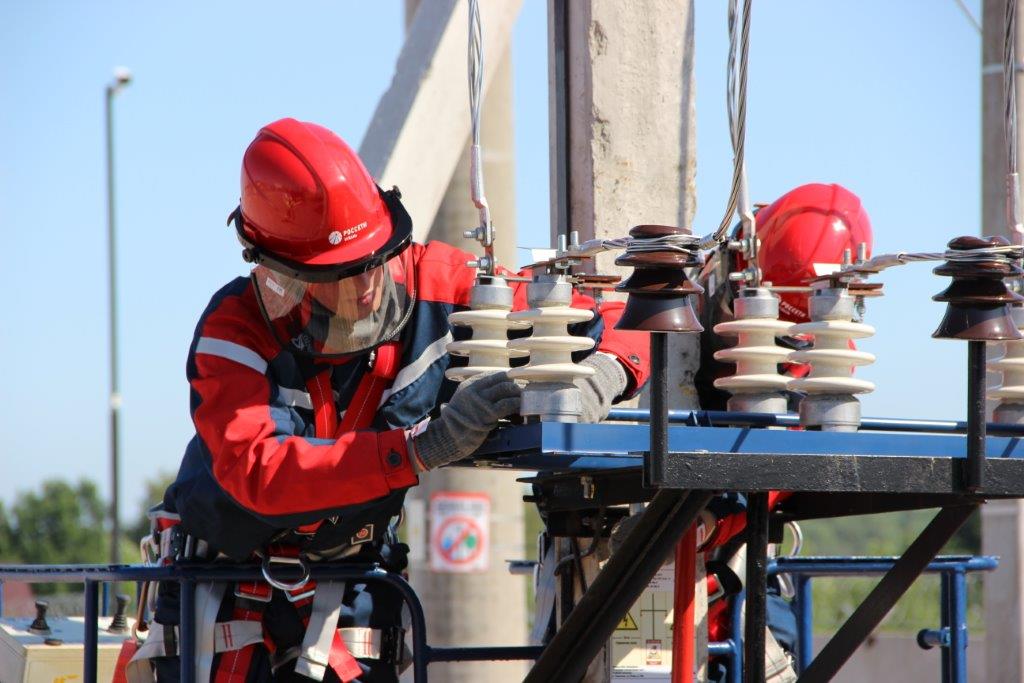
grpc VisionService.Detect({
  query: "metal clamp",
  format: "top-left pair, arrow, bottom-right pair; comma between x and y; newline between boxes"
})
261,554 -> 311,592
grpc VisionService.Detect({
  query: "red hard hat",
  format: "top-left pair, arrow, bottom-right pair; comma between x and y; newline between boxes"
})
235,118 -> 410,276
742,183 -> 873,322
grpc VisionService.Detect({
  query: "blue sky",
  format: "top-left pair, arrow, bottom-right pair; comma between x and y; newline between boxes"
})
1,1 -> 984,514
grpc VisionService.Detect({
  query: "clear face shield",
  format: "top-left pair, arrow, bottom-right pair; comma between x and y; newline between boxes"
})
252,253 -> 413,359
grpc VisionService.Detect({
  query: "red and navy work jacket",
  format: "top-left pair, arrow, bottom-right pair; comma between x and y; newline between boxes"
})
163,241 -> 651,560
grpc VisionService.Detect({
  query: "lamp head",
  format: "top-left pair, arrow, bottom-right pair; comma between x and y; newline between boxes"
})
109,67 -> 132,94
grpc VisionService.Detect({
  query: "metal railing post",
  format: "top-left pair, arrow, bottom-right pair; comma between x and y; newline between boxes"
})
795,574 -> 813,673
84,580 -> 99,683
940,572 -> 952,683
180,579 -> 196,683
950,568 -> 969,683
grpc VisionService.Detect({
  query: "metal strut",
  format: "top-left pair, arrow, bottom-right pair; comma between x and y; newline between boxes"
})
743,492 -> 769,683
524,489 -> 714,682
797,504 -> 978,682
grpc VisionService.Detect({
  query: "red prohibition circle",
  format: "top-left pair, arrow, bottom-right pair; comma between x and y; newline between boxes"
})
434,515 -> 485,564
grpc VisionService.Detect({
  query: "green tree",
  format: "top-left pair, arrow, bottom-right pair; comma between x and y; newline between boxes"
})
799,509 -> 983,634
3,479 -> 109,594
0,501 -> 16,561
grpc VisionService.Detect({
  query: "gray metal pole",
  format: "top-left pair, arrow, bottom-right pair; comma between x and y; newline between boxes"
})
105,68 -> 130,565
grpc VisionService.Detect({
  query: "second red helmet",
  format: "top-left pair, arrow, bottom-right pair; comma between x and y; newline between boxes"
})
741,183 -> 873,322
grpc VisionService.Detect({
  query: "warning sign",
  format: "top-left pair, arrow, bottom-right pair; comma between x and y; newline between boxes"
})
645,640 -> 664,666
429,492 -> 490,573
618,612 -> 639,631
611,564 -> 674,680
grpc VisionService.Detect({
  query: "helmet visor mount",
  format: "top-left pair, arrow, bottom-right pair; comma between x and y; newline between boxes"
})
238,186 -> 416,359
252,255 -> 413,358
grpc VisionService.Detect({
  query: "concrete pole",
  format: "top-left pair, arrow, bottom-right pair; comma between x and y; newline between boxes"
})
547,2 -> 698,681
402,5 -> 526,683
982,2 -> 1024,681
550,0 -> 700,409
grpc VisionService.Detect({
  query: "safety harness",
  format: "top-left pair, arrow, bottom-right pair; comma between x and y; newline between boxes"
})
121,342 -> 407,682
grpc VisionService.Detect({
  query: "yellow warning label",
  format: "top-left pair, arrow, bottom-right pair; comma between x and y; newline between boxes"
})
616,611 -> 639,631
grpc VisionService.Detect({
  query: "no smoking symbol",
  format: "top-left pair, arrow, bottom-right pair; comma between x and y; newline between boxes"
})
435,515 -> 484,564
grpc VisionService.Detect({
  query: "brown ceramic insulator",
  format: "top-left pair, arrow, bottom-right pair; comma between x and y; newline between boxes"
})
614,224 -> 704,332
932,235 -> 1024,341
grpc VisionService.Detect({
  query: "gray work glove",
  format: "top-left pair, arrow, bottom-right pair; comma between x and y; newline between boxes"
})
411,371 -> 521,471
576,352 -> 628,423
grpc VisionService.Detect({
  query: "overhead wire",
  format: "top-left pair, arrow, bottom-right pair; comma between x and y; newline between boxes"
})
814,245 -> 1024,282
953,0 -> 982,34
467,0 -> 494,273
1006,0 -> 1024,244
699,0 -> 753,251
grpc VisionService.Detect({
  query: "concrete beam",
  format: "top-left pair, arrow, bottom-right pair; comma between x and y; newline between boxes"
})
550,0 -> 700,413
360,0 -> 523,241
550,0 -> 697,276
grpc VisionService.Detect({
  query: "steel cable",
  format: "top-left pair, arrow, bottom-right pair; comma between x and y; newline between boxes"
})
467,0 -> 494,271
1006,0 -> 1024,244
699,0 -> 753,250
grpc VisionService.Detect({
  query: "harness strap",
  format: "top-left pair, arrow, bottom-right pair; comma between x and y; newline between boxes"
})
336,341 -> 401,435
306,370 -> 338,440
338,627 -> 393,660
294,580 -> 360,682
297,342 -> 401,537
128,619 -> 264,660
214,582 -> 273,683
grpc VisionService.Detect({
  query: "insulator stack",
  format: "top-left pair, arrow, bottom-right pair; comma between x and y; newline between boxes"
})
788,287 -> 875,431
932,235 -> 1024,341
446,276 -> 530,382
507,273 -> 595,422
713,287 -> 793,414
989,307 -> 1024,423
614,224 -> 704,332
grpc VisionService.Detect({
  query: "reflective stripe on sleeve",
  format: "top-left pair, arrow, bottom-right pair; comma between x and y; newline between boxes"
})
378,331 -> 452,405
196,337 -> 269,374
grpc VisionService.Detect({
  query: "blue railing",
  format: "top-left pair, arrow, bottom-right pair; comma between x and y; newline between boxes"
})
702,555 -> 998,683
0,555 -> 997,683
0,563 -> 542,683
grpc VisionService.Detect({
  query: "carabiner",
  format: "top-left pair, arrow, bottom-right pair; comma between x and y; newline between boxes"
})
261,554 -> 311,592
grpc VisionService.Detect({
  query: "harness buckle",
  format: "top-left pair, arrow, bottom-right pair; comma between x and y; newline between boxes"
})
261,554 -> 311,592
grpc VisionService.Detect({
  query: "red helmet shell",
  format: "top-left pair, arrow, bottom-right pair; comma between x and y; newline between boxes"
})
744,183 -> 873,322
240,118 -> 392,267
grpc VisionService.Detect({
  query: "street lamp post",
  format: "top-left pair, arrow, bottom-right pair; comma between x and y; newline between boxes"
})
105,67 -> 131,564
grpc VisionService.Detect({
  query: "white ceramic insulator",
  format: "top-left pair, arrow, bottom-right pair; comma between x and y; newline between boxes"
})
507,307 -> 596,383
712,318 -> 794,393
445,309 -> 531,382
787,320 -> 876,395
989,339 -> 1024,402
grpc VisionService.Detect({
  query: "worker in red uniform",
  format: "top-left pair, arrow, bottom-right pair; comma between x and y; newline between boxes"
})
694,183 -> 873,681
132,118 -> 649,682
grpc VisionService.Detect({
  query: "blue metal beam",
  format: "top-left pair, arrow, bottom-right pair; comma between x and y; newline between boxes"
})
471,422 -> 1024,471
